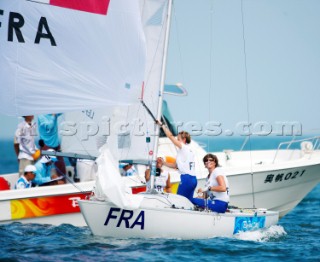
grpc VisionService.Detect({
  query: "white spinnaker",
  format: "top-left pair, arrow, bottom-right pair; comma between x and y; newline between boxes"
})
0,0 -> 146,116
62,0 -> 170,161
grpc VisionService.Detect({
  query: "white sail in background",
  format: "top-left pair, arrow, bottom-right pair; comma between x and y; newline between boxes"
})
0,0 -> 146,116
61,0 -> 170,161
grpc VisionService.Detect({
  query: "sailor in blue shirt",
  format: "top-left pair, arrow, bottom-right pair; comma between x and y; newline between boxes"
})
37,114 -> 66,176
15,165 -> 37,189
33,154 -> 58,186
37,114 -> 62,148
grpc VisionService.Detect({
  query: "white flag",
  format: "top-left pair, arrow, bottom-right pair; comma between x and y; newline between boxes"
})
0,0 -> 146,116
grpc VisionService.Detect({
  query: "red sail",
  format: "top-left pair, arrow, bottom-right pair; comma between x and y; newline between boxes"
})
50,0 -> 110,15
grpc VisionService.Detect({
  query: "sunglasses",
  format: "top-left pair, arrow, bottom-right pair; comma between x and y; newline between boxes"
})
203,159 -> 214,164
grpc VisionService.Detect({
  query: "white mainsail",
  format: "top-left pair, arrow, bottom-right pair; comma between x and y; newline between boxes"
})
61,0 -> 170,161
0,0 -> 170,210
0,0 -> 146,116
66,0 -> 171,209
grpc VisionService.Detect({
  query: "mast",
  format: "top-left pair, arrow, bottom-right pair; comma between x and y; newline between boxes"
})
150,0 -> 173,190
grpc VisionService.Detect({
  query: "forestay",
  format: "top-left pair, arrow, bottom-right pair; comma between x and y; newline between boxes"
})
0,0 -> 146,116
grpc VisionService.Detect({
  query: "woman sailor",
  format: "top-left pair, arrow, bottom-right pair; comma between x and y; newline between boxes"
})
145,157 -> 171,193
156,121 -> 197,201
193,153 -> 229,213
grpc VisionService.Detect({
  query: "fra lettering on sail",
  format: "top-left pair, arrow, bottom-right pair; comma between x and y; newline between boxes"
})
0,10 -> 57,46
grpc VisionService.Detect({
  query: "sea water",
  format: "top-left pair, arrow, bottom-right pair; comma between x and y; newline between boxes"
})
0,137 -> 319,261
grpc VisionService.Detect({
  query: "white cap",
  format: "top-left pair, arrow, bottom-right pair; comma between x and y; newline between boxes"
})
40,155 -> 57,163
24,165 -> 37,173
40,149 -> 57,163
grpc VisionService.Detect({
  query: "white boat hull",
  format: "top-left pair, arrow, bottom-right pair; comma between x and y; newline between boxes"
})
78,193 -> 279,239
197,162 -> 320,217
0,181 -> 95,226
158,138 -> 320,218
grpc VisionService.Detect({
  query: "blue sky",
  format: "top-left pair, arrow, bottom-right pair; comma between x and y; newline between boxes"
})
1,0 -> 320,139
165,0 -> 320,137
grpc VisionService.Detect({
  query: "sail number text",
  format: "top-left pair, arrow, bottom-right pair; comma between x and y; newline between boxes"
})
104,207 -> 145,230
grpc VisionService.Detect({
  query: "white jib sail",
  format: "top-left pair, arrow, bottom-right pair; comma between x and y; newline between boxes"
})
94,145 -> 144,209
0,0 -> 146,116
61,0 -> 170,161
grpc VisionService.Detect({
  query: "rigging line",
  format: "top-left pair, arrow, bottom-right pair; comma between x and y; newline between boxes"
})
139,3 -> 167,157
208,0 -> 214,152
140,98 -> 157,160
59,113 -> 97,169
141,100 -> 157,122
121,104 -> 152,162
119,97 -> 150,160
144,9 -> 167,94
55,166 -> 89,195
240,0 -> 255,208
143,194 -> 174,207
140,100 -> 157,161
124,172 -> 146,185
141,105 -> 153,162
119,101 -> 152,161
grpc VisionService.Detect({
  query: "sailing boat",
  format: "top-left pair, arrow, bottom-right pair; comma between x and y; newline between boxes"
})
76,0 -> 279,239
0,0 -> 318,229
0,0 -> 279,238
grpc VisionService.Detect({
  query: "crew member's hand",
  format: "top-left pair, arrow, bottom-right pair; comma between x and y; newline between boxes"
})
158,157 -> 164,165
51,174 -> 58,179
155,120 -> 163,127
197,188 -> 204,198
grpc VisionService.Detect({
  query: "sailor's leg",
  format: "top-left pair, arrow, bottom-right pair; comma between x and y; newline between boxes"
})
208,200 -> 228,213
177,174 -> 197,200
191,198 -> 206,209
